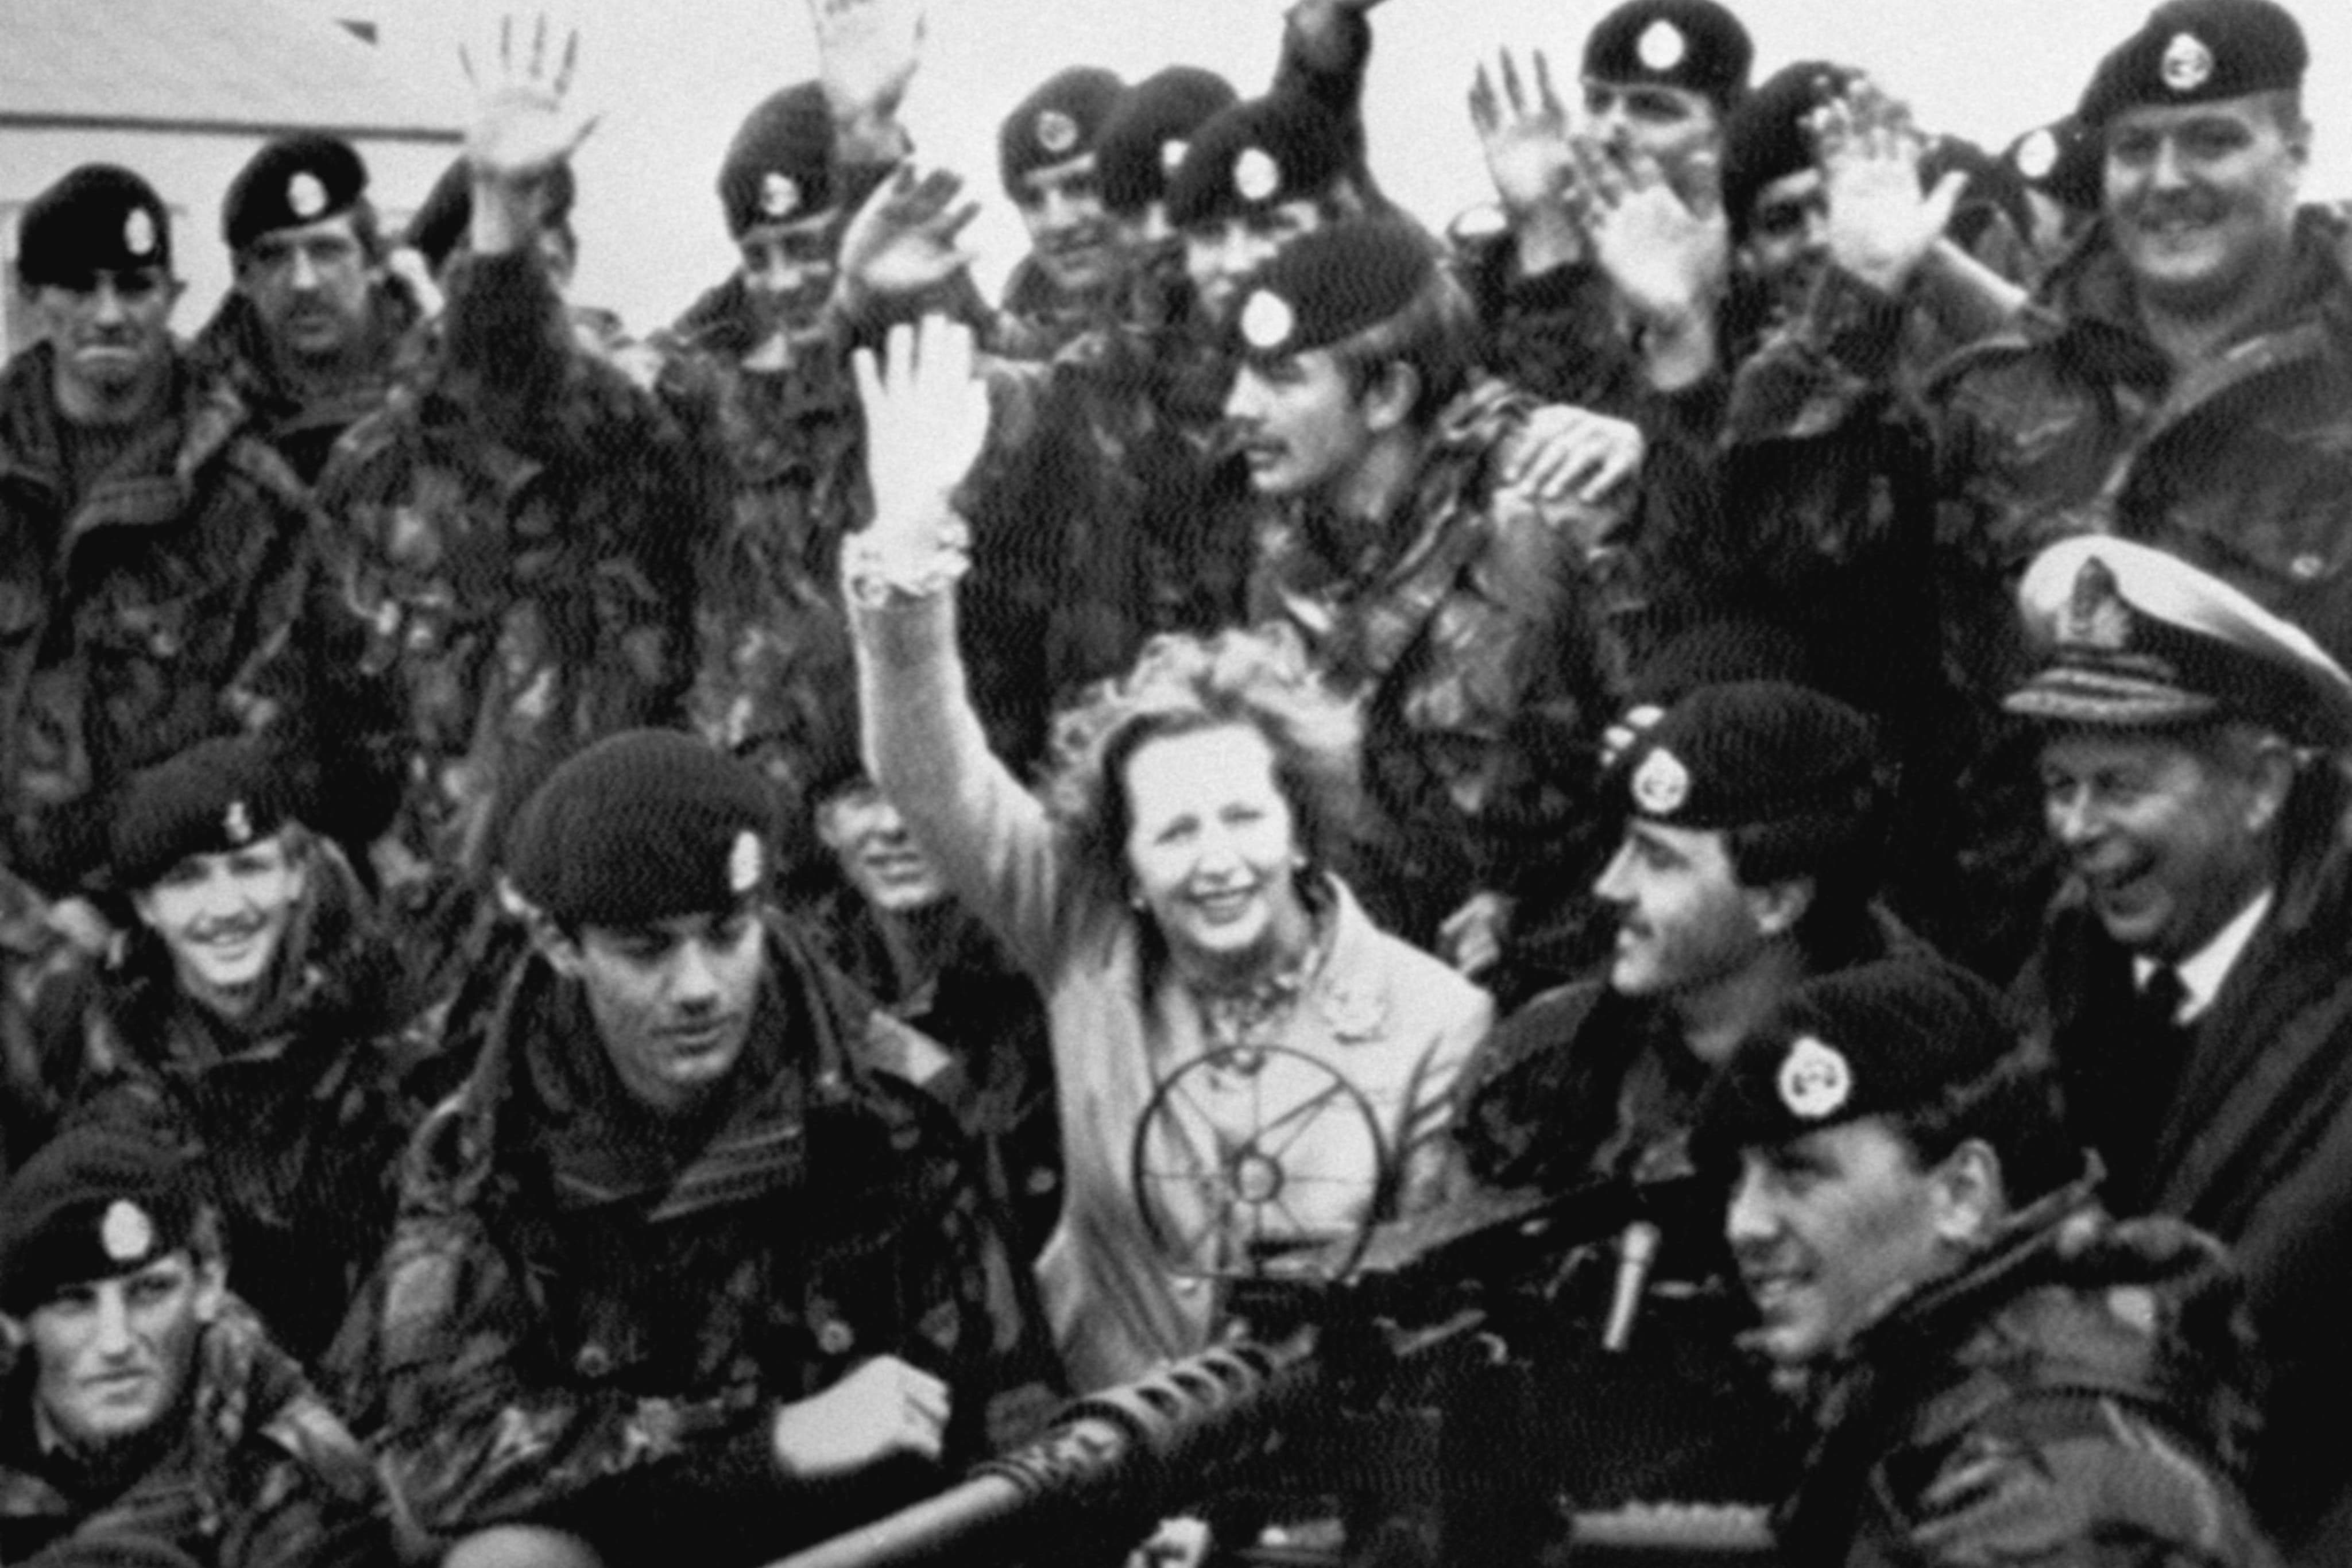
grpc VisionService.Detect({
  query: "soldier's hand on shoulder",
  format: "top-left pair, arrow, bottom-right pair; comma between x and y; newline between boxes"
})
1506,402 -> 1645,506
772,1354 -> 953,1481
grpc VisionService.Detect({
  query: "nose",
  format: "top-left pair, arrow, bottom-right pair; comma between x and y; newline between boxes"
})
1724,1160 -> 1775,1250
91,279 -> 131,325
289,246 -> 322,291
1592,839 -> 1636,903
91,1286 -> 136,1357
1224,366 -> 1267,424
2148,134 -> 2191,191
2046,784 -> 2100,849
671,939 -> 722,1009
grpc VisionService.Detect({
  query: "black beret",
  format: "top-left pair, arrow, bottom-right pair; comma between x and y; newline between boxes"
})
1229,217 -> 1434,362
2076,0 -> 2307,131
2006,536 -> 2352,748
1603,619 -> 1815,767
110,735 -> 296,892
1097,67 -> 1241,216
1165,94 -> 1354,230
2006,116 -> 2103,214
404,154 -> 579,274
1000,66 -> 1126,196
0,1125 -> 198,1317
1721,60 -> 1858,240
1611,680 -> 1879,830
1697,954 -> 2028,1159
16,164 -> 172,289
719,82 -> 837,238
504,729 -> 780,928
223,134 -> 368,253
1582,0 -> 1755,111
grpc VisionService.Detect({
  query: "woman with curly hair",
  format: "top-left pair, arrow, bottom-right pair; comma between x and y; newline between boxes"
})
846,318 -> 1492,1392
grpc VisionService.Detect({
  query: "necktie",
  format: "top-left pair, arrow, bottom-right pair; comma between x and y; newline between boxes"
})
2109,966 -> 2190,1210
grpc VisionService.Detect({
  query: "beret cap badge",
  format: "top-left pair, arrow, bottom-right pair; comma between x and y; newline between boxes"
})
2162,32 -> 2216,92
728,830 -> 764,896
1240,290 -> 1295,351
101,1199 -> 156,1264
223,799 -> 253,846
1638,20 -> 1689,71
1160,138 -> 1192,176
1233,146 -> 1282,203
1778,1036 -> 1854,1121
1631,746 -> 1692,816
288,171 -> 328,220
1036,109 -> 1080,156
2014,126 -> 2060,180
123,208 -> 158,259
760,172 -> 802,220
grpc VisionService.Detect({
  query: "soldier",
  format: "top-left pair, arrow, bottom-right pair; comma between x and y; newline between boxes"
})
0,165 -> 320,926
1718,0 -> 2352,975
192,135 -> 421,484
1229,218 -> 1624,981
335,731 -> 1011,1568
2005,535 -> 2352,1559
0,1124 -> 392,1568
6,737 -> 419,1366
1702,953 -> 2278,1565
995,66 -> 1126,349
1449,680 -> 1897,1534
1164,91 -> 1373,332
307,35 -> 719,995
1094,67 -> 1241,264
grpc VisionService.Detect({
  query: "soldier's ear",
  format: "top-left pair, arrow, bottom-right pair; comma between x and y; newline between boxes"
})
1744,874 -> 1815,941
1928,1138 -> 2005,1250
0,1312 -> 24,1354
1359,360 -> 1418,435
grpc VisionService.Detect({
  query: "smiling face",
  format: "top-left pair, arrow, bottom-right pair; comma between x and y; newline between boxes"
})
2038,727 -> 2281,962
817,779 -> 949,915
1015,153 -> 1117,296
237,210 -> 376,369
1121,723 -> 1313,981
1592,818 -> 1775,1003
737,209 -> 841,340
1726,1117 -> 1957,1367
2102,90 -> 2305,318
22,1251 -> 218,1451
551,904 -> 766,1115
1743,167 -> 1831,312
131,833 -> 308,1021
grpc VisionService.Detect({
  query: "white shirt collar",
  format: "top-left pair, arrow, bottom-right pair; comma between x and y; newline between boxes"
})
2134,887 -> 2273,1024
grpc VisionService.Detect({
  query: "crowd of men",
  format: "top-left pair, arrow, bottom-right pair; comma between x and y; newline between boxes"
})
3,0 -> 2350,1561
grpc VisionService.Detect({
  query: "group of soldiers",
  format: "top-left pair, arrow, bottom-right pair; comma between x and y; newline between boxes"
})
4,0 -> 2352,1562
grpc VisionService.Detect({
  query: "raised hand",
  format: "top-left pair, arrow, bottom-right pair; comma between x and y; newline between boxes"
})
852,313 -> 989,546
1571,134 -> 1728,329
1468,49 -> 1579,222
834,164 -> 981,311
461,13 -> 597,254
809,0 -> 926,153
1812,76 -> 1966,296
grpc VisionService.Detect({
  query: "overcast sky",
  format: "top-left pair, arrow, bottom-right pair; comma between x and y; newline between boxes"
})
360,0 -> 2352,331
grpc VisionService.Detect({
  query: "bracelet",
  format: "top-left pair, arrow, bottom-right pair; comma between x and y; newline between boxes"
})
842,514 -> 973,609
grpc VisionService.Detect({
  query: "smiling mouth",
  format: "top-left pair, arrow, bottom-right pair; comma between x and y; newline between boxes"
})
1190,886 -> 1258,922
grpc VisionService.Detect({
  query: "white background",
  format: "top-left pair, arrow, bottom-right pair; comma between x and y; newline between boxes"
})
357,0 -> 2352,332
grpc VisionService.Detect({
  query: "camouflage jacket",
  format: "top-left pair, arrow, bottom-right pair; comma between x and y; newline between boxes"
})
1719,204 -> 2352,977
1780,1185 -> 2279,1567
333,917 -> 1008,1558
960,303 -> 1260,769
307,251 -> 717,974
0,347 -> 319,901
189,278 -> 423,486
0,1296 -> 391,1568
1248,377 -> 1622,947
9,843 -> 421,1366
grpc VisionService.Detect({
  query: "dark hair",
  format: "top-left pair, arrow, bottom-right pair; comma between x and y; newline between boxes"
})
1883,1047 -> 2083,1210
1721,779 -> 1888,960
1322,264 -> 1481,429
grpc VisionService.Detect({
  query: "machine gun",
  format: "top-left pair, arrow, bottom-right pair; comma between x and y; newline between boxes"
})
769,1176 -> 1770,1568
